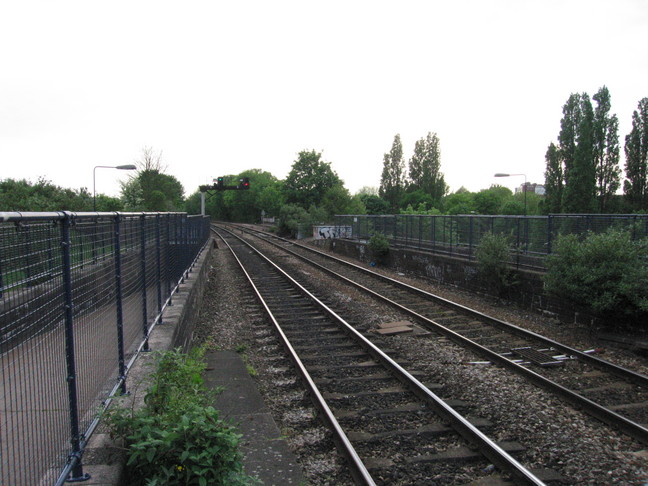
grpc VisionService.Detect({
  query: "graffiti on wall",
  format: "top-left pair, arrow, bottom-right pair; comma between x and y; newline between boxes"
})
313,226 -> 352,239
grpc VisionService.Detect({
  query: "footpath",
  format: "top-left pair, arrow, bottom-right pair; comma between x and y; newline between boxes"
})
78,239 -> 305,485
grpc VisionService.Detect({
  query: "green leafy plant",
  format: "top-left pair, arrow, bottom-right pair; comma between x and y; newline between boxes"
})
368,232 -> 390,264
108,348 -> 255,485
474,232 -> 516,297
545,229 -> 648,324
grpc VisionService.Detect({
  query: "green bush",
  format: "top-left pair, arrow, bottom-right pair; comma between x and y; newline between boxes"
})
545,229 -> 648,323
474,232 -> 515,297
276,203 -> 310,238
108,348 -> 254,486
368,232 -> 390,264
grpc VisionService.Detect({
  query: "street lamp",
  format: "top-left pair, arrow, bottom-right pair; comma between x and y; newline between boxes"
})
93,164 -> 137,211
494,172 -> 527,216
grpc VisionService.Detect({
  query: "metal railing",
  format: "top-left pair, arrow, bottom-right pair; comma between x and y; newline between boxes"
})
334,214 -> 648,269
0,211 -> 210,485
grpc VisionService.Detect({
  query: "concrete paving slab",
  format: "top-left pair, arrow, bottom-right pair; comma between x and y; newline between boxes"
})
205,350 -> 306,486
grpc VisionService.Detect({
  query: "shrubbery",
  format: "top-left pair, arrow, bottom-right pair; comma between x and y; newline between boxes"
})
474,232 -> 516,297
368,232 -> 390,264
276,203 -> 311,238
545,229 -> 648,324
108,348 -> 254,486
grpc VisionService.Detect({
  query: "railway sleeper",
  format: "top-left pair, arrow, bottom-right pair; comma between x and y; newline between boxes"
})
347,418 -> 494,443
307,360 -> 381,372
361,441 -> 524,471
334,403 -> 427,418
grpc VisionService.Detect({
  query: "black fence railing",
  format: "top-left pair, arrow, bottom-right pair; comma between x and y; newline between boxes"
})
0,211 -> 210,486
334,214 -> 648,269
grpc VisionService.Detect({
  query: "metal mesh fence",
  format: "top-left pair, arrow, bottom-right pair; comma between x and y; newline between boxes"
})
335,214 -> 648,269
0,212 -> 210,485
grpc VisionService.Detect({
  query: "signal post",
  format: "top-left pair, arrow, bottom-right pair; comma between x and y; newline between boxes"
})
199,177 -> 250,216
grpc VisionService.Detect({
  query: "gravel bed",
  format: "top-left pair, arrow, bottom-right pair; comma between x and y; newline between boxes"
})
195,234 -> 648,485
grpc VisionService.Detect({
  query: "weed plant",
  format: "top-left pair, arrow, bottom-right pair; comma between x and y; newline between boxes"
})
474,232 -> 516,298
108,348 -> 255,486
368,232 -> 390,264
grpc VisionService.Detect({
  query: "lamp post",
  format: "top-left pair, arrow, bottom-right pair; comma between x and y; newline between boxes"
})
93,165 -> 137,211
494,172 -> 527,216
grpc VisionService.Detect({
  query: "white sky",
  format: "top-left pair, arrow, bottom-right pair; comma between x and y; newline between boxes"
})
1,0 -> 647,200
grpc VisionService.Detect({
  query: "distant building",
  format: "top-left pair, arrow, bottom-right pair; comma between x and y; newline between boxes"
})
516,182 -> 545,195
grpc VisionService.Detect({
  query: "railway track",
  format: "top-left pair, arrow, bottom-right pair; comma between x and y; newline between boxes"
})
230,224 -> 648,448
213,226 -> 551,485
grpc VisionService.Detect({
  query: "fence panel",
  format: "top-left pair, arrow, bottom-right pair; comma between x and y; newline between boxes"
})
0,212 -> 210,485
335,214 -> 648,268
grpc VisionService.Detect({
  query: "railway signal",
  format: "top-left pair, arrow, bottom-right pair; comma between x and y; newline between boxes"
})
199,176 -> 251,192
199,176 -> 250,215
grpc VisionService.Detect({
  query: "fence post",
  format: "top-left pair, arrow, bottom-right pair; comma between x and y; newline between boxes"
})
516,217 -> 521,268
61,213 -> 90,482
418,216 -> 422,249
468,216 -> 474,260
139,214 -> 149,352
113,214 -> 127,395
547,215 -> 553,255
432,216 -> 436,253
24,225 -> 33,286
166,214 -> 173,305
0,242 -> 3,299
156,214 -> 163,324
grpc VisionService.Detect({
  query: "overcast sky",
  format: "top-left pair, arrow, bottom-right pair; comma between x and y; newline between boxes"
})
1,1 -> 647,200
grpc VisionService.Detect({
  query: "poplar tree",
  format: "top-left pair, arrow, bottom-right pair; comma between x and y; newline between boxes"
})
562,93 -> 596,213
379,134 -> 405,211
408,132 -> 447,206
544,142 -> 562,213
592,86 -> 621,212
624,97 -> 648,210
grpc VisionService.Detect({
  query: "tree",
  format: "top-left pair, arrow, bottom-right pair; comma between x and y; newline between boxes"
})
276,204 -> 311,238
0,177 -> 117,211
121,148 -> 185,211
283,150 -> 341,209
408,132 -> 447,205
400,189 -> 434,212
562,93 -> 596,212
547,92 -> 598,213
355,186 -> 379,197
624,97 -> 648,210
360,194 -> 391,214
473,185 -> 512,214
379,134 -> 406,211
320,185 -> 365,220
257,185 -> 285,219
544,142 -> 563,213
592,86 -> 621,212
443,188 -> 475,215
187,169 -> 284,222
222,169 -> 281,223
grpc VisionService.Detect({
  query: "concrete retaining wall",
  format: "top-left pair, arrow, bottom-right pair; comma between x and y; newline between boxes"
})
311,238 -> 600,327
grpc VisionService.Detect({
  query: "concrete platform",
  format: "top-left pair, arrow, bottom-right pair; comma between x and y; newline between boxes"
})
204,350 -> 306,486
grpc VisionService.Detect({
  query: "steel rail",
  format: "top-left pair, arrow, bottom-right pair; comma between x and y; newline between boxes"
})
235,226 -> 648,446
244,226 -> 648,388
214,226 -> 547,486
212,228 -> 377,486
